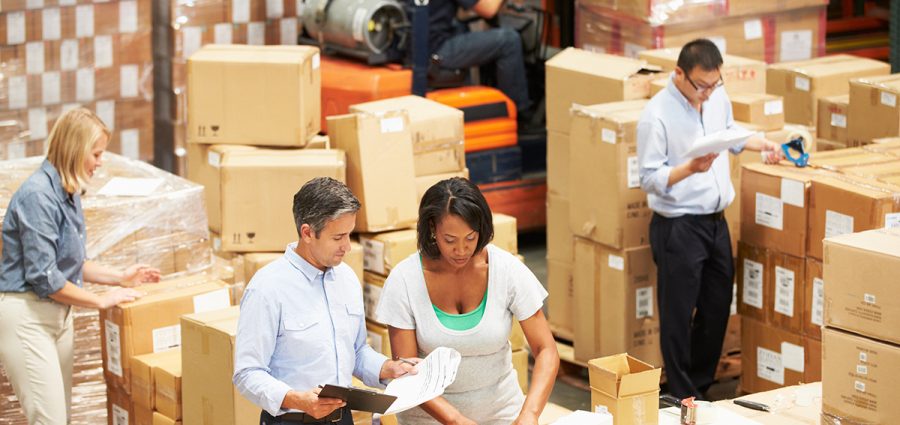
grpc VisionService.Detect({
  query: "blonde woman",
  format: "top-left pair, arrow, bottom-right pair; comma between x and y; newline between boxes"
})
0,108 -> 160,424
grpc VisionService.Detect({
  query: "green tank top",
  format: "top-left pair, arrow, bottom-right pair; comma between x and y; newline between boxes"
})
421,255 -> 488,331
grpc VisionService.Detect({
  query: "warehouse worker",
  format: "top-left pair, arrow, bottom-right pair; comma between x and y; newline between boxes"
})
637,39 -> 783,400
0,107 -> 160,425
233,177 -> 417,425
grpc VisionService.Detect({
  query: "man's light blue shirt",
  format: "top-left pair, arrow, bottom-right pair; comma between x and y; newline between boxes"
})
637,74 -> 747,217
233,243 -> 387,416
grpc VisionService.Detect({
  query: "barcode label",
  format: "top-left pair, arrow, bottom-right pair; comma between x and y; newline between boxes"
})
811,278 -> 824,327
856,365 -> 868,375
105,320 -> 123,377
864,293 -> 876,305
636,287 -> 653,319
774,266 -> 795,317
742,259 -> 764,309
855,381 -> 866,393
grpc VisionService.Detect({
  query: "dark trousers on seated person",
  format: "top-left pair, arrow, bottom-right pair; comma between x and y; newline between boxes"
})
260,407 -> 352,425
649,212 -> 733,399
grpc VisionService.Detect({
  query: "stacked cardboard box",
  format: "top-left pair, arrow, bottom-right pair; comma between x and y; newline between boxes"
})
587,354 -> 660,423
848,73 -> 900,146
0,0 -> 154,162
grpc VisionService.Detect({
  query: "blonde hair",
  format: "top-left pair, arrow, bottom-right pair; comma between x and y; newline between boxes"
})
45,107 -> 110,194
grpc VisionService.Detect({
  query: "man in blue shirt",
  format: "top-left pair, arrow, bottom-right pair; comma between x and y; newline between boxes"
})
234,177 -> 417,424
637,39 -> 783,399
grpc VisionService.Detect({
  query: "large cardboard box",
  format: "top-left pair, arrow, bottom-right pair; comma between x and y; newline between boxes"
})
186,144 -> 346,252
492,213 -> 519,255
545,48 -> 659,134
848,73 -> 900,146
823,228 -> 900,345
130,349 -> 181,410
363,271 -> 386,324
100,274 -> 231,393
766,55 -> 889,126
573,238 -> 661,366
347,240 -> 364,284
730,93 -> 785,131
638,48 -> 767,95
360,229 -> 417,276
349,95 -> 465,177
547,131 -> 569,196
737,241 -> 770,323
740,317 -> 816,393
588,354 -> 660,425
577,0 -> 827,26
768,250 -> 806,334
822,327 -> 900,425
740,163 -> 816,258
328,112 -> 418,233
547,259 -> 574,341
546,194 -> 573,263
239,253 -> 282,284
181,306 -> 258,425
187,45 -> 321,146
154,351 -> 183,420
803,257 -> 824,340
807,175 -> 900,260
816,94 -> 849,145
569,101 -> 651,250
512,349 -> 529,394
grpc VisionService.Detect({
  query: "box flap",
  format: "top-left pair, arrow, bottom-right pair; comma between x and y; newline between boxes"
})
189,44 -> 318,65
588,353 -> 660,397
548,48 -> 660,80
824,227 -> 900,257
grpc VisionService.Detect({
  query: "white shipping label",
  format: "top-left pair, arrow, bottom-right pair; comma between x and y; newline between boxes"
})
26,0 -> 44,8
232,0 -> 250,23
76,5 -> 95,38
781,342 -> 805,373
825,210 -> 854,239
60,39 -> 80,71
582,44 -> 606,54
280,18 -> 298,46
267,0 -> 285,18
764,100 -> 783,116
111,404 -> 128,425
312,53 -> 320,70
214,23 -> 233,44
380,117 -> 404,133
781,178 -> 804,207
864,293 -> 876,305
601,128 -> 616,144
181,27 -> 202,59
885,213 -> 900,229
94,36 -> 113,68
855,381 -> 866,393
795,76 -> 811,92
780,30 -> 813,62
367,330 -> 383,354
119,129 -> 139,159
42,72 -> 61,105
860,352 -> 868,363
636,287 -> 653,319
811,278 -> 824,327
26,42 -> 45,75
105,320 -> 123,377
119,0 -> 138,33
60,0 -> 76,4
608,254 -> 624,271
362,238 -> 386,275
731,283 -> 738,316
76,68 -> 94,101
193,288 -> 231,313
208,151 -> 222,168
352,9 -> 367,42
120,65 -> 139,98
363,283 -> 383,322
624,42 -> 645,58
831,113 -> 847,128
7,12 -> 25,45
757,347 -> 784,385
881,91 -> 897,108
6,142 -> 26,160
709,36 -> 727,55
774,266 -> 795,317
8,76 -> 28,110
248,22 -> 265,45
744,19 -> 763,40
856,364 -> 868,375
96,100 -> 115,129
742,259 -> 764,309
152,325 -> 181,353
27,108 -> 47,141
755,193 -> 784,231
42,8 -> 62,40
627,156 -> 639,189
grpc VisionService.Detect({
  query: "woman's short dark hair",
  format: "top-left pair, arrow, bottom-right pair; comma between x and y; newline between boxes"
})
417,177 -> 494,260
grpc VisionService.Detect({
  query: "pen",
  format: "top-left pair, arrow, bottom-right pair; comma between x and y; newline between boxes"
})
733,399 -> 771,412
393,356 -> 417,366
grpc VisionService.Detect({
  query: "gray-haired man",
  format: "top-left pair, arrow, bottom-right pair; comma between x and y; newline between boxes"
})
233,177 -> 417,425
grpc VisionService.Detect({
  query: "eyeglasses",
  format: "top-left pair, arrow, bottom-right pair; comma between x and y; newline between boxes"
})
684,72 -> 724,93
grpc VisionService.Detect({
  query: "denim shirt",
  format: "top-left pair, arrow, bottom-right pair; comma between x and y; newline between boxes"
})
0,160 -> 86,297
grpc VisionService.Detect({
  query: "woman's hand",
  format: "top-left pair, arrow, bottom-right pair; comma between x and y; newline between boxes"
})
511,411 -> 539,425
99,287 -> 143,309
120,264 -> 161,287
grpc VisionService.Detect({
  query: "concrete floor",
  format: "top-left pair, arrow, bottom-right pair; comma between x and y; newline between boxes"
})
516,231 -> 740,412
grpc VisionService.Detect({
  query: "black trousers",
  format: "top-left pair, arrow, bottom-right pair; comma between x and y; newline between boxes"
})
649,213 -> 734,399
260,408 -> 353,425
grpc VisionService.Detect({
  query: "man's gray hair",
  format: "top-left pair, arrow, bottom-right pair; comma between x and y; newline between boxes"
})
292,177 -> 360,237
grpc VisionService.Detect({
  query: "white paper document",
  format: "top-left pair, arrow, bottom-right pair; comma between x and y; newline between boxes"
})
383,347 -> 461,415
684,128 -> 755,159
97,177 -> 164,197
659,406 -> 761,425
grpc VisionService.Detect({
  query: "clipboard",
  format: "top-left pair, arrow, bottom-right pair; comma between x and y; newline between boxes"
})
318,384 -> 397,414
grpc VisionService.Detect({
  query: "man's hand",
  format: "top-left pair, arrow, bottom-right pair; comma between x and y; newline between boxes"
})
760,139 -> 784,164
379,358 -> 420,380
688,153 -> 718,173
285,388 -> 346,420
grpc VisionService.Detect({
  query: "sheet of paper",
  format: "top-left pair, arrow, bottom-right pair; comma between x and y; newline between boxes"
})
383,347 -> 461,415
97,177 -> 164,197
659,406 -> 761,425
684,128 -> 755,159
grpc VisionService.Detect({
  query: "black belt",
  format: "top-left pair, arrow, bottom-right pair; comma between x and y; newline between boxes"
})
261,407 -> 346,424
654,211 -> 725,221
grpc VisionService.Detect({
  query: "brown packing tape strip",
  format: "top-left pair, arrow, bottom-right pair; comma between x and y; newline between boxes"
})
413,137 -> 464,155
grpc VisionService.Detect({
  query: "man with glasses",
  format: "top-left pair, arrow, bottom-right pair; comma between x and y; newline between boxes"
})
637,39 -> 783,400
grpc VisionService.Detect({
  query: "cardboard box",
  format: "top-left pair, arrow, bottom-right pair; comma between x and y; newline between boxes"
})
360,229 -> 417,276
186,144 -> 346,252
414,168 -> 470,206
588,354 -> 661,425
639,48 -> 767,95
187,45 -> 321,146
547,130 -> 569,196
107,384 -> 133,425
510,320 -> 526,352
730,93 -> 785,131
808,175 -> 900,260
823,228 -> 900,345
349,95 -> 465,177
816,138 -> 848,152
577,0 -> 827,25
545,48 -> 659,134
573,239 -> 661,366
804,335 -> 821,383
492,213 -> 518,255
766,55 -> 889,126
347,240 -> 364,284
152,411 -> 181,425
154,350 -> 183,420
512,349 -> 529,394
130,349 -> 181,410
822,326 -> 900,425
365,320 -> 391,358
363,272 -> 386,324
546,193 -> 573,263
737,241 -> 770,323
740,163 -> 816,258
100,274 -> 231,393
649,78 -> 667,97
240,253 -> 282,284
848,73 -> 900,146
328,112 -> 418,233
547,259 -> 574,341
569,101 -> 651,250
740,317 -> 815,393
803,257 -> 824,340
816,94 -> 849,145
768,249 -> 805,334
181,306 -> 258,425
